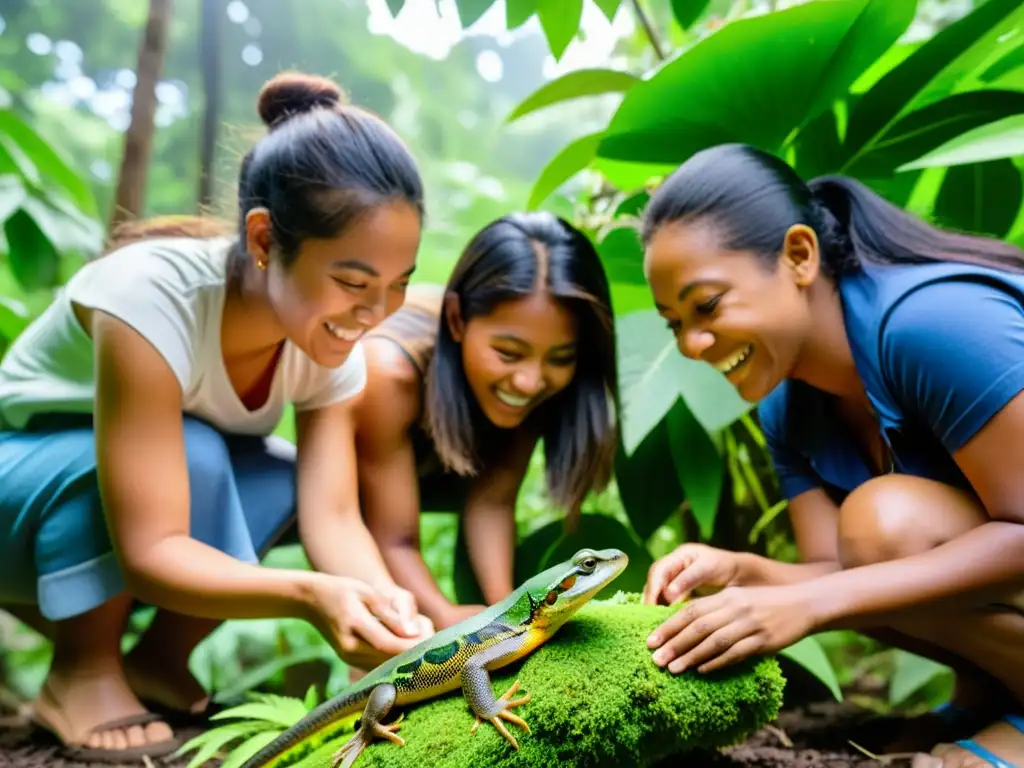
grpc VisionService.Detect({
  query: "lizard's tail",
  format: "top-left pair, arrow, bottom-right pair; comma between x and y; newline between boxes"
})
239,686 -> 372,768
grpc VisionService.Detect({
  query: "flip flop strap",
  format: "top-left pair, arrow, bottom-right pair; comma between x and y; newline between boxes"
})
1006,714 -> 1024,733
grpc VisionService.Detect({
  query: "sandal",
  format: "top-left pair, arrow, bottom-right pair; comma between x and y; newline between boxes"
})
32,709 -> 184,764
953,714 -> 1024,768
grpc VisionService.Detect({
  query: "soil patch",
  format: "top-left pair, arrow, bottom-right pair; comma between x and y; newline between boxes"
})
0,700 -> 911,767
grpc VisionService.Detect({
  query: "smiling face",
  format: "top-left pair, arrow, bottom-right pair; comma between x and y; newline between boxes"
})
643,219 -> 818,402
249,201 -> 422,368
451,290 -> 579,429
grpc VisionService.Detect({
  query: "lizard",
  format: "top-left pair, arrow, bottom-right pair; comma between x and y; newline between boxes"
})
240,546 -> 628,768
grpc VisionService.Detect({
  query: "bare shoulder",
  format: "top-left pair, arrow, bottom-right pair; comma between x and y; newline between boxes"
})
355,337 -> 423,437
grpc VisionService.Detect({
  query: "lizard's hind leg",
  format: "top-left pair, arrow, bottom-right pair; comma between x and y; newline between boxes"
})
331,684 -> 405,768
461,638 -> 534,751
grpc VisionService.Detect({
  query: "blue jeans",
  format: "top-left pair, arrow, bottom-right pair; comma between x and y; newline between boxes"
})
0,415 -> 296,621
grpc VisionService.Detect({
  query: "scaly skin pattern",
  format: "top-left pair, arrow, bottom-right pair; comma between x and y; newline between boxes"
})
241,547 -> 628,768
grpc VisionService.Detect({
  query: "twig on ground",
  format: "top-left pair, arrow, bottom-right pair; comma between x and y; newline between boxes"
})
765,723 -> 793,747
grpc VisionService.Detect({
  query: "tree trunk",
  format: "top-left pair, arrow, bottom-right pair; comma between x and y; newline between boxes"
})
197,0 -> 222,210
109,0 -> 173,231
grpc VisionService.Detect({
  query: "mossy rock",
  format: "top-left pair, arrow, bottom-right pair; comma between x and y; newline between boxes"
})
291,593 -> 785,768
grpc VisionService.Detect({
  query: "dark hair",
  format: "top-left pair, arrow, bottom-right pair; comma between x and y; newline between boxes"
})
236,71 -> 424,266
642,143 -> 1024,278
97,72 -> 424,268
425,212 -> 619,516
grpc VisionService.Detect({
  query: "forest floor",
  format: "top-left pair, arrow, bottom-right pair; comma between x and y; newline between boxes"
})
0,696 -> 919,767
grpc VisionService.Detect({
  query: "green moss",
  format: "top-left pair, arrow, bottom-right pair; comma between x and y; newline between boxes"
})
293,593 -> 785,768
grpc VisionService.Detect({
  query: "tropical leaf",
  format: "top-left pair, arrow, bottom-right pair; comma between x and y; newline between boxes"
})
779,636 -> 843,701
898,114 -> 1024,171
507,68 -> 639,123
597,0 -> 915,165
536,0 -> 584,61
527,132 -> 602,209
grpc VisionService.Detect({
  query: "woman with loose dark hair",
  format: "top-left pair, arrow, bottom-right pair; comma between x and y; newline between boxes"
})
638,143 -> 1024,767
0,71 -> 433,762
353,211 -> 619,631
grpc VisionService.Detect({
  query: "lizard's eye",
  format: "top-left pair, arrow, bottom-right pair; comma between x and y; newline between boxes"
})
580,558 -> 597,573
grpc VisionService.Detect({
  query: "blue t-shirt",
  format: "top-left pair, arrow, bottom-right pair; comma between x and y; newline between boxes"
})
758,258 -> 1024,503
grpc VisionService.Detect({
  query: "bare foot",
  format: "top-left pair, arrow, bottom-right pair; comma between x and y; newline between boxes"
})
33,662 -> 176,754
913,716 -> 1024,768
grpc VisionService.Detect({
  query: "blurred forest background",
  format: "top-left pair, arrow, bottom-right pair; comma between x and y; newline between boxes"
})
1,0 -> 1022,740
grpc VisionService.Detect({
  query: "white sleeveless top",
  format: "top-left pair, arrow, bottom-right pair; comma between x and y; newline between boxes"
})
0,236 -> 366,434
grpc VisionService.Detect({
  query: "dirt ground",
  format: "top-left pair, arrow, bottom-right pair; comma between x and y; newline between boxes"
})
0,697 -> 916,768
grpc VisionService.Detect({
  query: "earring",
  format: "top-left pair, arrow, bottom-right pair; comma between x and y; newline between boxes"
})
256,257 -> 267,271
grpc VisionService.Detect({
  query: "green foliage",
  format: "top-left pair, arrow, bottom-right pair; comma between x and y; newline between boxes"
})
177,594 -> 785,768
0,108 -> 102,307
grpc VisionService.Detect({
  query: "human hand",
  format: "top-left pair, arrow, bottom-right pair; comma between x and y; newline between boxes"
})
374,582 -> 435,639
643,543 -> 741,606
436,603 -> 488,630
646,585 -> 817,675
309,575 -> 435,670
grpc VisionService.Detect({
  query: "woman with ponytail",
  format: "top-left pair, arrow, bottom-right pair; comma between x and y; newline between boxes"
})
0,72 -> 432,761
638,143 -> 1024,767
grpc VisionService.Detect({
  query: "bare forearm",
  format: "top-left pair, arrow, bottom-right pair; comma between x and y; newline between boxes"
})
735,552 -> 841,587
809,521 -> 1024,630
125,535 -> 319,622
380,541 -> 455,625
463,502 -> 516,604
300,511 -> 396,590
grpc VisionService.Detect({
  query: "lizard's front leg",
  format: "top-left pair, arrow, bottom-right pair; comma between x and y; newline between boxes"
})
331,683 -> 405,768
461,636 -> 534,750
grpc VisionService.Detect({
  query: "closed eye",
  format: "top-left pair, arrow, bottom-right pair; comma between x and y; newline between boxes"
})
332,276 -> 367,291
695,295 -> 722,315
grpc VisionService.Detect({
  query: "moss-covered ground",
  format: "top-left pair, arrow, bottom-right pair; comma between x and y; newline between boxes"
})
291,592 -> 785,768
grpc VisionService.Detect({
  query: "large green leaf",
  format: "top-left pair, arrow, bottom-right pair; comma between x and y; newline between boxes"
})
847,89 -> 1024,178
779,636 -> 843,701
506,0 -> 537,29
597,226 -> 645,286
614,417 -> 685,541
671,0 -> 712,31
0,296 -> 29,342
842,0 -> 1023,172
898,114 -> 1024,171
889,650 -> 950,707
597,0 -> 915,165
507,68 -> 639,123
536,0 -> 583,61
981,43 -> 1024,84
454,0 -> 499,28
527,132 -> 602,209
0,109 -> 97,216
616,310 -> 751,456
593,0 -> 621,23
666,401 -> 722,541
3,207 -> 61,291
932,158 -> 1023,239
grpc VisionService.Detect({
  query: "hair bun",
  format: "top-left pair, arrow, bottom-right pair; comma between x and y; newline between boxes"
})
256,72 -> 346,127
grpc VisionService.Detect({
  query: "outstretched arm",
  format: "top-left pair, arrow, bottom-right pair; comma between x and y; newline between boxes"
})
461,432 -> 535,605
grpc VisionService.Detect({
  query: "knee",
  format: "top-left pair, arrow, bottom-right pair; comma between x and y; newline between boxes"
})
182,417 -> 232,492
837,475 -> 987,570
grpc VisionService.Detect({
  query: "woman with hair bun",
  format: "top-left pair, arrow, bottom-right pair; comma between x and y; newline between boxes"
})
639,143 -> 1024,767
0,71 -> 431,761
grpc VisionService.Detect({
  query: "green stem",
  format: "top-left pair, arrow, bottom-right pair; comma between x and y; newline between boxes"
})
629,0 -> 666,61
